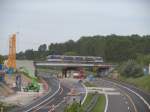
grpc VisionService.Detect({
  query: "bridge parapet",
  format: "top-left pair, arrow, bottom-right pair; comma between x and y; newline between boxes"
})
34,61 -> 113,68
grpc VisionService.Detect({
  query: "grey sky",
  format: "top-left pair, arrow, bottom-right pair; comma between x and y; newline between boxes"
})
0,0 -> 150,55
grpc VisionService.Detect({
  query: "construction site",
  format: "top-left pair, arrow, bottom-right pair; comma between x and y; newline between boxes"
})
0,34 -> 47,112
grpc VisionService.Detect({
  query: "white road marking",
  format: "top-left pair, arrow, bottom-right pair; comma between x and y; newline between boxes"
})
55,99 -> 65,108
24,82 -> 61,112
104,94 -> 108,112
33,98 -> 55,111
105,79 -> 150,110
86,87 -> 120,95
81,83 -> 88,105
86,87 -> 116,91
128,106 -> 130,109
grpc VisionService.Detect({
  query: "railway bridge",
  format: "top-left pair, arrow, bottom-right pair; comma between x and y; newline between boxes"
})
34,61 -> 114,77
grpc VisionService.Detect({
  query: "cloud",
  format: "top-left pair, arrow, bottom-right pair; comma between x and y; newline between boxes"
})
0,0 -> 150,55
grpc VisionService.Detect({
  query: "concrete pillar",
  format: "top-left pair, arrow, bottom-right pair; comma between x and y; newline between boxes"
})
62,69 -> 67,78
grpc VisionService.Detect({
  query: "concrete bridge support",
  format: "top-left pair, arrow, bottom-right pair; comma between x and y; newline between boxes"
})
62,67 -> 85,78
96,67 -> 110,77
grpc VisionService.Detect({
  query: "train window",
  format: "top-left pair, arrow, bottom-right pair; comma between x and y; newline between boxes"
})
86,57 -> 94,61
63,56 -> 74,60
75,57 -> 83,61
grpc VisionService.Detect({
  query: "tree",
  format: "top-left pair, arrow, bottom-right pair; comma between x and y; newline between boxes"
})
119,60 -> 143,78
24,49 -> 34,60
38,44 -> 47,52
136,54 -> 150,66
64,51 -> 78,56
0,55 -> 4,64
16,34 -> 150,62
16,51 -> 25,59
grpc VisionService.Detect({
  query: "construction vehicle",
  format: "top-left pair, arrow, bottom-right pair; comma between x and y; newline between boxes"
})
23,79 -> 40,92
4,33 -> 16,74
20,67 -> 40,92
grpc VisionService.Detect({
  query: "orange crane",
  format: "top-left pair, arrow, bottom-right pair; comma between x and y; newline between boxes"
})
7,33 -> 16,69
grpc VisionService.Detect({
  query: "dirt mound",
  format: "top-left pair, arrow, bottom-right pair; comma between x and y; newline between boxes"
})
0,83 -> 15,97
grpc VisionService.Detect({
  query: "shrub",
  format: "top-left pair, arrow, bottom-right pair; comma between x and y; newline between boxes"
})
119,60 -> 143,78
64,102 -> 83,112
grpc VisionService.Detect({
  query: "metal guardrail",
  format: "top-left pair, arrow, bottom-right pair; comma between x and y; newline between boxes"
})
84,94 -> 99,112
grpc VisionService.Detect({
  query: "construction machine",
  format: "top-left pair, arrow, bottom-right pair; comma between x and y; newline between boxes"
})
4,33 -> 16,74
20,67 -> 40,92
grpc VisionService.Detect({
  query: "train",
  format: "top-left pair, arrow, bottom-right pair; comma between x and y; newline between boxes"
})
47,55 -> 103,63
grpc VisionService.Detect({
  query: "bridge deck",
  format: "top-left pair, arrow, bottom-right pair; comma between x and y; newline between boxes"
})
34,61 -> 112,67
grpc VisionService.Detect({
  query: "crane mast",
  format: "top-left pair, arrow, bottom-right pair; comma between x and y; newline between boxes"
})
7,33 -> 16,69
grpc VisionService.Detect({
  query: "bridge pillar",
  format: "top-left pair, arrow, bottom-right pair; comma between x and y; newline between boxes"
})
34,62 -> 38,77
62,68 -> 67,78
96,67 -> 110,77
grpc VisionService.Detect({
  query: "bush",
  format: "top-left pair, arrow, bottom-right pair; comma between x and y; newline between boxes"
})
64,102 -> 83,112
119,60 -> 143,78
0,55 -> 4,64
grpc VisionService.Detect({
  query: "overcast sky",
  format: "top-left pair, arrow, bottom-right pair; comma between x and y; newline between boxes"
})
0,0 -> 150,55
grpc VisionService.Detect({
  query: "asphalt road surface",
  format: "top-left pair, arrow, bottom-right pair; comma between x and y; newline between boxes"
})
11,75 -> 70,112
93,78 -> 150,112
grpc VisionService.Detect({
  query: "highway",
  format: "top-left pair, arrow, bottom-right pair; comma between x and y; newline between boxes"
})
93,78 -> 150,112
10,73 -> 150,112
11,75 -> 70,112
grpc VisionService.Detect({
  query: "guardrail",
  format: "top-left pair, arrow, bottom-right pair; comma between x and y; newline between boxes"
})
83,94 -> 99,112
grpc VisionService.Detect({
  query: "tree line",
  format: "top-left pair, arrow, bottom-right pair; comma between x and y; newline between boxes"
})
16,34 -> 150,64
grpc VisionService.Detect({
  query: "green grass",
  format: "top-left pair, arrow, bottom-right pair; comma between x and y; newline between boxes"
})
64,102 -> 83,112
82,94 -> 93,108
84,82 -> 95,87
119,75 -> 150,93
82,94 -> 106,112
126,76 -> 150,92
92,95 -> 106,112
64,81 -> 106,112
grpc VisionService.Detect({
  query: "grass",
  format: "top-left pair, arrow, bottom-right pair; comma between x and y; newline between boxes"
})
64,81 -> 106,112
117,75 -> 150,93
92,95 -> 106,112
0,102 -> 17,112
82,94 -> 94,108
84,81 -> 95,87
82,94 -> 106,112
125,75 -> 150,92
82,82 -> 106,112
64,102 -> 83,112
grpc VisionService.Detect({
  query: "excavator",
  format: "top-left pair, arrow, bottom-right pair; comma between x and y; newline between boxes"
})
20,67 -> 40,92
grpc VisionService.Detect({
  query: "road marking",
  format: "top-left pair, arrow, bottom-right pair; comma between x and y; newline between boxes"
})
124,92 -> 138,112
117,86 -> 137,112
24,82 -> 61,112
87,89 -> 120,95
22,77 -> 56,108
55,99 -> 65,108
104,94 -> 108,112
59,87 -> 63,95
86,87 -> 116,91
105,79 -> 150,110
81,83 -> 87,105
33,98 -> 55,112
